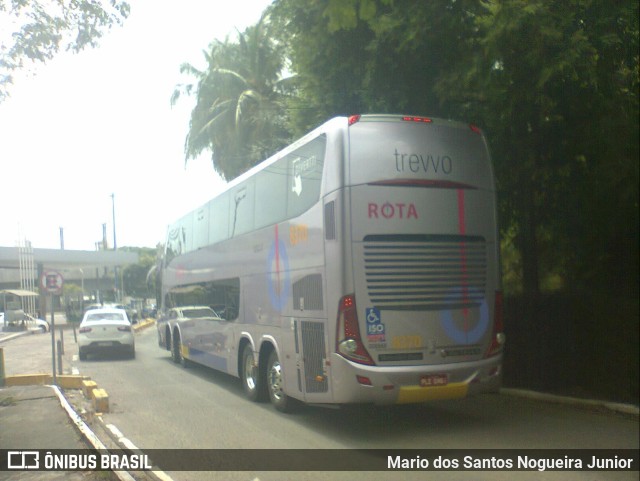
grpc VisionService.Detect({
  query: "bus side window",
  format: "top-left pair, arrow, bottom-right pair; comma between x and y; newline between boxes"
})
230,182 -> 255,237
220,278 -> 240,321
287,135 -> 326,218
255,156 -> 288,229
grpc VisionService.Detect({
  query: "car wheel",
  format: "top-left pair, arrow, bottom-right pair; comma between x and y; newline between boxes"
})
241,343 -> 266,402
266,349 -> 296,413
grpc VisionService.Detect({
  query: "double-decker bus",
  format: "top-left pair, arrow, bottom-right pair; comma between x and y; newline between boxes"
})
158,114 -> 505,412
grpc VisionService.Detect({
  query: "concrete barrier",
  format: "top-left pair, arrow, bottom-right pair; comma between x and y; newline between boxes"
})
0,347 -> 4,386
133,318 -> 156,333
82,379 -> 98,398
55,375 -> 88,390
3,374 -> 89,388
4,373 -> 50,386
92,388 -> 109,413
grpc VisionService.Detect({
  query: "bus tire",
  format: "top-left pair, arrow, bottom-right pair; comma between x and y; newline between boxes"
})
241,344 -> 266,402
171,330 -> 182,364
164,326 -> 171,351
266,350 -> 296,413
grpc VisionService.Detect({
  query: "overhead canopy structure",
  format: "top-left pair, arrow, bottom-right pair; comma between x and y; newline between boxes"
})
0,246 -> 139,290
0,289 -> 38,297
0,246 -> 137,271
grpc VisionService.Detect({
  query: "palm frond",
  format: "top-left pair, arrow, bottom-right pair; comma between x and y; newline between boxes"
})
235,89 -> 262,127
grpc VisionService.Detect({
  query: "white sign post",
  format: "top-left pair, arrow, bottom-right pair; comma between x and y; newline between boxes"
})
40,271 -> 64,385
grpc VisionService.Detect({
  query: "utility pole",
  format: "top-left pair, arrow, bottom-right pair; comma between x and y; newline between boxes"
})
111,193 -> 119,301
111,193 -> 117,250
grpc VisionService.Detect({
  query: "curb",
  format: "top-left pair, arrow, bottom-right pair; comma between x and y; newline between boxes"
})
98,417 -> 175,481
132,318 -> 156,333
0,330 -> 32,343
500,388 -> 639,417
4,374 -> 89,388
50,384 -> 136,481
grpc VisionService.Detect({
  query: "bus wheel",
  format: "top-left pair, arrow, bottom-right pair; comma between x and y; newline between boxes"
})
241,344 -> 265,402
171,330 -> 182,364
164,327 -> 171,351
266,350 -> 296,413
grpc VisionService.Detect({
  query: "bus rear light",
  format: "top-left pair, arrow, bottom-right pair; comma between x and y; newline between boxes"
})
402,116 -> 432,123
336,294 -> 375,365
485,290 -> 505,358
356,375 -> 372,386
79,327 -> 92,333
348,115 -> 361,125
469,124 -> 483,134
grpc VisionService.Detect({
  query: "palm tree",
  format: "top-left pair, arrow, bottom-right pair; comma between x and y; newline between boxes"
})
171,12 -> 294,180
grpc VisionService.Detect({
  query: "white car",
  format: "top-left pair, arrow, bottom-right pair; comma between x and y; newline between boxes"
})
78,308 -> 135,360
23,313 -> 50,332
0,311 -> 49,332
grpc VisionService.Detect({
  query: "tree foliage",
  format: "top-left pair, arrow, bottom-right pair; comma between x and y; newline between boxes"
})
172,12 -> 293,180
439,0 -> 639,296
121,246 -> 156,299
271,0 -> 639,298
0,0 -> 130,101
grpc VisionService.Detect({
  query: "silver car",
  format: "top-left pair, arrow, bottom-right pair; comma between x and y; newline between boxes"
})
156,306 -> 220,351
78,308 -> 135,360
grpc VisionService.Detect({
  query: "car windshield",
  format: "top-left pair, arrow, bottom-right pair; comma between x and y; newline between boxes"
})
86,313 -> 125,322
183,308 -> 217,318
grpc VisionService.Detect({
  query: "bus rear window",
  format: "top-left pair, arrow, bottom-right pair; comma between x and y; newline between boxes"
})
349,120 -> 493,190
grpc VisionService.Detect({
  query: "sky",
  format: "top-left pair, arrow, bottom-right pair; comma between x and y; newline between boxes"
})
0,0 -> 272,251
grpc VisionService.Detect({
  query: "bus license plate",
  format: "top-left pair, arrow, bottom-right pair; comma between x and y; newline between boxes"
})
420,374 -> 448,387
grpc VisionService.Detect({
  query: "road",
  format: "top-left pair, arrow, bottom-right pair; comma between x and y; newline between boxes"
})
70,327 -> 638,481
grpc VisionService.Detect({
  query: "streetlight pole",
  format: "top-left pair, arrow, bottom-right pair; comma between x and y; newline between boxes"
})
111,193 -> 119,301
111,193 -> 117,250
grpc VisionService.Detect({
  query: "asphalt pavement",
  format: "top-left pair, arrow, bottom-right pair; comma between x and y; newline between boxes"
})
0,315 -> 637,481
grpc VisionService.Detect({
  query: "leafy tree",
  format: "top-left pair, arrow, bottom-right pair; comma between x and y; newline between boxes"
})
270,0 -> 482,131
278,0 -> 638,299
436,0 -> 639,297
0,0 -> 130,101
172,12 -> 293,180
270,0 -> 380,135
121,246 -> 156,299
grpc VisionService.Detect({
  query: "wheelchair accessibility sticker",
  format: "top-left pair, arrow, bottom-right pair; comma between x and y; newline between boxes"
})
365,307 -> 385,342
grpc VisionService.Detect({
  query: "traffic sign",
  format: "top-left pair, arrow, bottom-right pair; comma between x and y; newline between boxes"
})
40,270 -> 64,295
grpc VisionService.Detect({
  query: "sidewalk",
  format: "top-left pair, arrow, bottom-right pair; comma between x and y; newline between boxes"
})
0,320 -> 153,480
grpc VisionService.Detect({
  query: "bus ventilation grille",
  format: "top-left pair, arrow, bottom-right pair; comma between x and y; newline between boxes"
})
300,321 -> 328,393
293,274 -> 323,311
363,234 -> 487,311
324,201 -> 336,240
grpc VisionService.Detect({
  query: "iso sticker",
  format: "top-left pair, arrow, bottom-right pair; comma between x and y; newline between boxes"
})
365,307 -> 385,342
